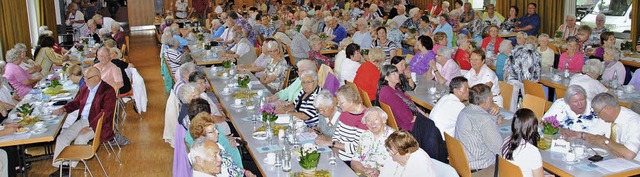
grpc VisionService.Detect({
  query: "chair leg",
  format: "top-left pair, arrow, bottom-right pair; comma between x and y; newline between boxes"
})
82,160 -> 94,177
60,160 -> 64,177
102,143 -> 112,155
107,142 -> 122,164
95,153 -> 109,177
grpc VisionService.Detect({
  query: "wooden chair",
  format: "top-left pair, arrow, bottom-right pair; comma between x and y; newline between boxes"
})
497,155 -> 524,177
125,36 -> 130,54
523,80 -> 546,99
547,42 -> 560,54
345,80 -> 357,91
395,49 -> 403,57
379,102 -> 399,130
498,81 -> 514,111
282,68 -> 291,90
284,44 -> 296,66
120,44 -> 128,61
255,47 -> 261,57
444,133 -> 472,177
555,87 -> 567,100
522,94 -> 547,120
54,113 -> 108,177
359,87 -> 373,107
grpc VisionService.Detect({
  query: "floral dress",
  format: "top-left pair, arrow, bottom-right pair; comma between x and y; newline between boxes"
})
504,45 -> 541,82
543,99 -> 608,135
353,126 -> 394,168
256,24 -> 276,37
386,29 -> 404,49
264,58 -> 289,90
501,18 -> 518,32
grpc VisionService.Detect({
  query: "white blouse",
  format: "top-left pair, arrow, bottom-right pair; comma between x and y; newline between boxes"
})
464,64 -> 503,107
379,148 -> 436,177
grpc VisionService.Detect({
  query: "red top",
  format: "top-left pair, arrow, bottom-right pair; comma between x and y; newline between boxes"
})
353,61 -> 380,101
454,48 -> 471,70
63,82 -> 116,142
53,42 -> 62,54
426,3 -> 442,16
481,36 -> 504,55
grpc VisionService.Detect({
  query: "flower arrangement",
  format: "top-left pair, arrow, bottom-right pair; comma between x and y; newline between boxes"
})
299,143 -> 320,171
222,59 -> 232,69
554,31 -> 563,39
196,33 -> 205,42
542,115 -> 560,135
296,24 -> 303,32
409,27 -> 417,34
204,43 -> 211,50
318,33 -> 328,41
259,103 -> 278,122
75,43 -> 85,52
237,74 -> 250,88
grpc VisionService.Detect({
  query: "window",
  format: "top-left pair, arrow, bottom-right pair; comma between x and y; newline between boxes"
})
595,0 -> 631,16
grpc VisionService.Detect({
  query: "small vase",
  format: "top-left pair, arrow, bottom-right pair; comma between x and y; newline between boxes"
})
302,167 -> 316,174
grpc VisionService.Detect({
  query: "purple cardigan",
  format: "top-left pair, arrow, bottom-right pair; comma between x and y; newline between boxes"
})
173,125 -> 193,177
408,50 -> 436,75
379,85 -> 415,131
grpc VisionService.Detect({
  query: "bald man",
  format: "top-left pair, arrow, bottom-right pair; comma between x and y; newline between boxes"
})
94,47 -> 123,91
50,67 -> 116,175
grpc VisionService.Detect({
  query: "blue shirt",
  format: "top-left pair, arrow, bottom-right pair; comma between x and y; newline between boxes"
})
80,81 -> 101,120
332,25 -> 348,43
172,34 -> 189,52
433,23 -> 453,47
211,26 -> 225,38
518,13 -> 540,36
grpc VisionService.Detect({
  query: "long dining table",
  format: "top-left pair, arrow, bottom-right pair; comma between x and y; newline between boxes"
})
203,67 -> 358,177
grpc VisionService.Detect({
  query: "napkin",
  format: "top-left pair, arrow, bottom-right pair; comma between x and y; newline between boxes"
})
255,145 -> 282,153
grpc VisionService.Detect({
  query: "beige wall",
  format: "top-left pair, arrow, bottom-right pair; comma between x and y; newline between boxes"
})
129,0 -> 156,26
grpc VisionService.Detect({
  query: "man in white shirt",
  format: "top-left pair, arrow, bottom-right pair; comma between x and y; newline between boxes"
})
92,14 -> 123,33
390,5 -> 407,28
189,138 -> 224,177
586,92 -> 640,161
339,43 -> 362,85
429,76 -> 469,139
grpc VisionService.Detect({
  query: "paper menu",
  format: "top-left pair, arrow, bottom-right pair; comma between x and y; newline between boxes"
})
595,158 -> 640,173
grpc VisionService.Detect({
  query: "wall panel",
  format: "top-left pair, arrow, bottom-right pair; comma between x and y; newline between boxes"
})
129,0 -> 156,26
0,0 -> 31,59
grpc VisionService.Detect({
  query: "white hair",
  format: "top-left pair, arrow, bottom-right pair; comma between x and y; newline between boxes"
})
361,106 -> 388,124
167,38 -> 180,48
99,28 -> 110,36
296,59 -> 316,72
313,90 -> 334,108
498,40 -> 513,54
596,13 -> 606,20
442,1 -> 450,8
178,62 -> 196,80
266,40 -> 279,50
38,26 -> 49,34
592,92 -> 619,111
563,85 -> 587,103
566,14 -> 576,20
538,33 -> 550,40
111,22 -> 121,31
437,46 -> 455,59
4,49 -> 20,63
604,46 -> 622,60
42,30 -> 53,36
300,69 -> 318,81
409,7 -> 420,17
188,138 -> 214,164
369,4 -> 379,11
178,82 -> 200,103
582,59 -> 604,77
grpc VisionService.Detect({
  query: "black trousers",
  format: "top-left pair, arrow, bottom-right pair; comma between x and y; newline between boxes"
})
1,146 -> 19,177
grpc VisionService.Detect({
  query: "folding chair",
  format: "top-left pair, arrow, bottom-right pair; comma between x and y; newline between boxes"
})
54,114 -> 108,177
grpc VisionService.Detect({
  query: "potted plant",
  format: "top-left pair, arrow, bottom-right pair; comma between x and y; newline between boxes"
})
222,59 -> 232,69
299,143 -> 320,173
542,115 -> 560,135
259,103 -> 278,135
318,33 -> 328,41
237,74 -> 250,88
45,78 -> 63,95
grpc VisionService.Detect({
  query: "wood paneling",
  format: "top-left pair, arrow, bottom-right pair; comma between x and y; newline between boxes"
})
0,0 -> 31,59
38,0 -> 58,43
632,0 -> 639,51
128,0 -> 156,26
496,0 -> 565,37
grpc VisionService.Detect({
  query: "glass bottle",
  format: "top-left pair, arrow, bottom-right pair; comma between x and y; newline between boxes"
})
563,60 -> 570,78
611,70 -> 619,89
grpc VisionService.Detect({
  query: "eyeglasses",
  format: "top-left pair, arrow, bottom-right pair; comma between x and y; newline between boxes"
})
85,75 -> 100,80
387,149 -> 399,155
596,106 -> 607,115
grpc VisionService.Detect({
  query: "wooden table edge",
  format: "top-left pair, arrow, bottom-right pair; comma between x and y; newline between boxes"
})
543,161 -> 573,177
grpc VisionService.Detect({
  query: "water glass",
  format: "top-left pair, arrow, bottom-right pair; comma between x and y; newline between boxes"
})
329,151 -> 337,165
274,151 -> 282,167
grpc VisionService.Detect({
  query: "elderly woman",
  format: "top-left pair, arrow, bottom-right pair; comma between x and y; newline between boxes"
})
220,28 -> 258,65
504,39 -> 541,82
543,85 -> 608,138
81,19 -> 100,42
559,36 -> 586,73
502,109 -> 545,177
481,25 -> 504,56
569,59 -> 607,100
537,34 -> 555,68
111,23 -> 125,48
312,90 -> 341,140
13,44 -> 41,75
4,49 -> 42,97
593,32 -> 615,59
501,6 -> 519,32
371,27 -> 398,61
277,70 -> 322,127
352,18 -> 372,50
188,112 -> 255,177
465,49 -> 502,107
65,3 -> 86,38
351,107 -> 394,176
386,21 -> 403,49
495,40 -> 513,81
169,25 -> 189,52
236,38 -> 276,77
164,38 -> 184,76
454,35 -> 472,72
174,62 -> 197,100
432,32 -> 448,52
515,32 -> 528,46
161,16 -> 174,32
400,8 -> 421,32
426,46 -> 461,85
34,36 -> 69,76
601,46 -> 626,87
269,60 -> 317,103
316,85 -> 368,164
391,56 -> 416,92
259,41 -> 289,90
433,14 -> 453,47
354,48 -> 384,101
210,19 -> 225,39
379,130 -> 437,176
0,62 -> 19,106
409,35 -> 435,76
557,15 -> 579,40
107,46 -> 133,96
308,36 -> 333,68
418,16 -> 433,37
378,65 -> 421,131
467,11 -> 487,42
482,4 -> 504,26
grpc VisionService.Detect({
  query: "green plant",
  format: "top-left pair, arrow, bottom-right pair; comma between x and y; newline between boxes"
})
197,33 -> 205,41
16,104 -> 34,117
299,143 -> 320,170
222,60 -> 232,69
259,103 -> 278,122
555,31 -> 563,39
542,115 -> 560,135
49,78 -> 62,88
318,33 -> 328,40
237,75 -> 250,88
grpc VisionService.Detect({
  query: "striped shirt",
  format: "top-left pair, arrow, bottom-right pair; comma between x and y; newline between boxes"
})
371,39 -> 398,61
164,48 -> 182,76
454,104 -> 502,170
332,110 -> 367,161
293,87 -> 321,127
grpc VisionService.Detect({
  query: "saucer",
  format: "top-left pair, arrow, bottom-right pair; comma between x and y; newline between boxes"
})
15,127 -> 30,134
230,103 -> 244,108
563,158 -> 580,164
252,131 -> 268,140
31,128 -> 47,135
263,158 -> 275,165
588,148 -> 610,157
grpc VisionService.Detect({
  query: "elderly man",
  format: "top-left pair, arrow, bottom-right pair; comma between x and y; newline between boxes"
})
268,60 -> 316,102
558,15 -> 578,40
50,67 -> 116,175
590,13 -> 609,45
585,93 -> 640,161
287,29 -> 311,61
455,84 -> 502,171
514,3 -> 541,36
189,138 -> 224,177
92,14 -> 123,33
94,47 -> 123,91
430,76 -> 469,139
390,5 -> 407,29
323,16 -> 347,44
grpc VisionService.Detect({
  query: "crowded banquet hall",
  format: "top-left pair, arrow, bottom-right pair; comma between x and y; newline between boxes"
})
2,0 -> 640,176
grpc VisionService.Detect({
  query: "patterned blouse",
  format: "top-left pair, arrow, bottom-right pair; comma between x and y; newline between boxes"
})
235,17 -> 257,45
308,50 -> 333,69
408,50 -> 436,75
220,145 -> 244,177
501,18 -> 517,32
387,29 -> 404,49
352,126 -> 394,169
256,24 -> 276,37
543,99 -> 608,135
401,18 -> 420,30
294,87 -> 322,127
264,58 -> 289,90
468,18 -> 487,38
504,45 -> 541,82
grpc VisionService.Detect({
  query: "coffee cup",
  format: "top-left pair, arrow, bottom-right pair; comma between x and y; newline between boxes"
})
564,152 -> 576,161
257,90 -> 264,97
429,87 -> 437,94
574,146 -> 585,157
411,72 -> 417,82
278,129 -> 285,139
34,122 -> 45,128
234,99 -> 242,106
265,152 -> 276,164
222,72 -> 229,77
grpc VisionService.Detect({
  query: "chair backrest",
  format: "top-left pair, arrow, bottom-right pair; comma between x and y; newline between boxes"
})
444,133 -> 472,177
379,102 -> 399,130
282,68 -> 291,90
522,80 -> 546,99
125,36 -> 130,54
345,80 -> 357,90
547,42 -> 559,54
359,87 -> 373,107
497,155 -> 524,177
92,113 -> 106,152
522,94 -> 546,120
555,87 -> 567,101
162,56 -> 176,82
498,81 -> 514,111
284,44 -> 296,66
396,49 -> 403,57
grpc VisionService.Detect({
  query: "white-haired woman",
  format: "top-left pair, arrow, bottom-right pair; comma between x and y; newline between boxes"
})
13,43 -> 42,76
277,70 -> 322,127
111,22 -> 125,48
537,34 -> 555,68
312,90 -> 340,139
401,7 -> 421,31
543,85 -> 607,139
495,40 -> 512,81
65,3 -> 86,40
220,28 -> 258,65
427,46 -> 461,85
237,38 -> 277,78
569,59 -> 607,100
308,36 -> 333,68
161,15 -> 174,32
601,46 -> 626,87
165,38 -> 185,76
3,49 -> 42,97
351,107 -> 393,177
557,14 -> 578,40
82,19 -> 101,42
259,40 -> 289,90
0,62 -> 19,106
352,18 -> 372,49
386,21 -> 403,49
